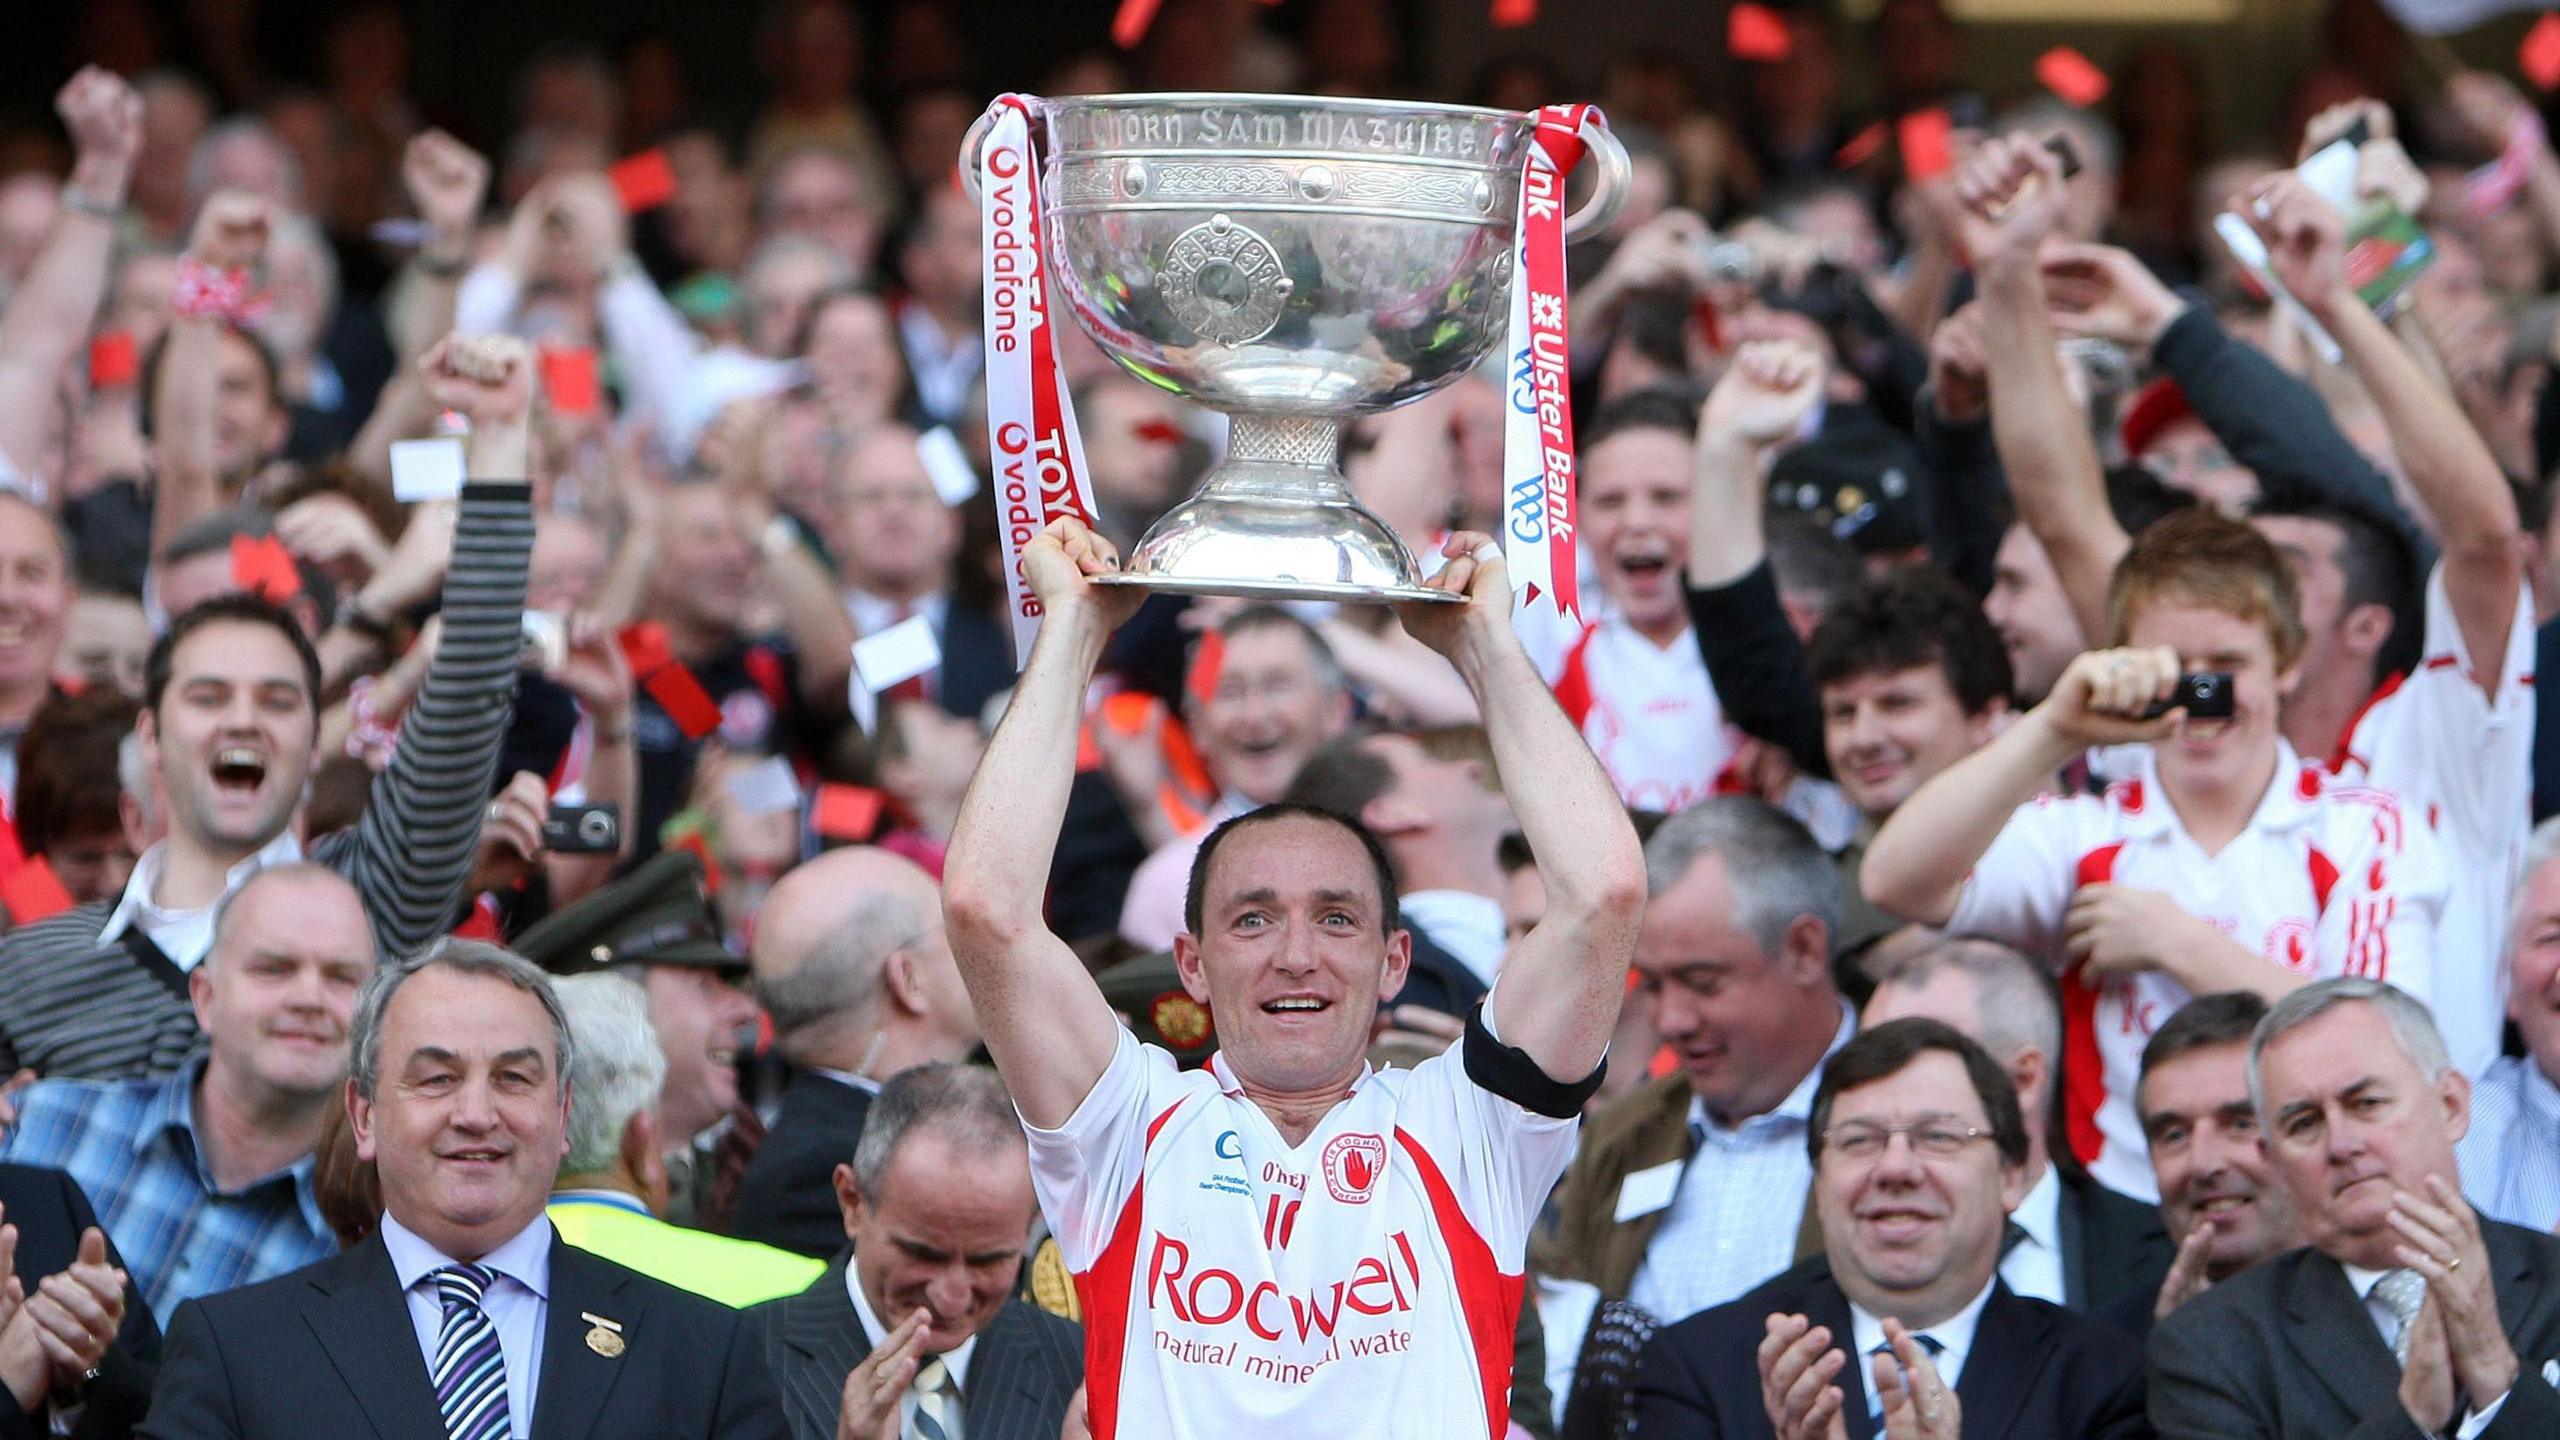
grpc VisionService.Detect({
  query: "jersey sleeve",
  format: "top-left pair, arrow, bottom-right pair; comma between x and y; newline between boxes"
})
2400,563 -> 2535,864
1942,794 -> 2106,962
1387,997 -> 1582,1266
1022,1026 -> 1184,1267
2310,786 -> 2450,1008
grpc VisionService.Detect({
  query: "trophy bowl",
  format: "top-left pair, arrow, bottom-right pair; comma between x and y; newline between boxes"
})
966,93 -> 1628,603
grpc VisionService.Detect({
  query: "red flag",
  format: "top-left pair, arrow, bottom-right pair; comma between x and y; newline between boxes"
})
1,857 -> 73,925
813,783 -> 887,840
1727,3 -> 1793,62
2035,46 -> 2111,108
88,331 -> 138,389
1490,0 -> 1538,24
538,346 -> 601,417
229,534 -> 301,604
1112,0 -> 1163,48
608,148 -> 678,213
1898,108 -> 1956,182
2527,15 -> 2560,92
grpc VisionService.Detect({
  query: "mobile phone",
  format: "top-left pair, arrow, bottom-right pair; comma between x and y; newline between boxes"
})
520,611 -> 567,672
2142,672 -> 2235,720
541,802 -> 621,854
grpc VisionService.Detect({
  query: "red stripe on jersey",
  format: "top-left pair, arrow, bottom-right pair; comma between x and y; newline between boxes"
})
2061,843 -> 2125,1168
1396,1129 -> 1520,1440
1077,1100 -> 1189,1440
2325,670 -> 2406,774
1552,624 -> 1600,730
2307,846 -> 2340,915
2421,655 -> 2459,670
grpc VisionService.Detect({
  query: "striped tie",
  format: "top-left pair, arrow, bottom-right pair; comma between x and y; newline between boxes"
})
430,1264 -> 513,1440
911,1355 -> 954,1440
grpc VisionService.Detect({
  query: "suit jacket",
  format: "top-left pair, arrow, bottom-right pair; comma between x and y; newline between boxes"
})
138,1228 -> 786,1439
939,603 -> 1014,725
2055,1167 -> 2174,1322
728,1072 -> 874,1260
748,1256 -> 1083,1440
1631,1258 -> 2152,1439
0,1163 -> 160,1440
2148,1220 -> 2560,1439
1534,1074 -> 1822,1300
1395,925 -> 1491,1019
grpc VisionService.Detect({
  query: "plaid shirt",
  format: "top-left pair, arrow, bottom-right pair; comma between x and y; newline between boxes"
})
0,1060 -> 331,1329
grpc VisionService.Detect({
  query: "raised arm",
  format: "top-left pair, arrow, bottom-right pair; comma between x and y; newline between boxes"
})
352,130 -> 490,491
151,192 -> 271,565
1396,535 -> 1646,1080
1964,135 -> 2126,647
2246,172 -> 2525,695
942,521 -> 1146,1129
0,69 -> 139,488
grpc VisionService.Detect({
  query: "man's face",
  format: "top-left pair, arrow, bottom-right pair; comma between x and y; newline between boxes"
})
0,500 -> 70,697
838,1132 -> 1035,1355
901,186 -> 982,313
1819,664 -> 1998,819
835,433 -> 959,598
1579,427 -> 1693,638
193,871 -> 373,1101
640,964 -> 756,1145
2506,856 -> 2560,1087
1983,525 -> 2082,704
2144,418 -> 2258,515
1816,1051 -> 2024,1322
47,829 -> 135,905
143,621 -> 317,853
1174,815 -> 1410,1096
1363,733 -> 1511,841
2125,599 -> 2293,802
527,516 -> 607,616
208,329 -> 287,483
2251,513 -> 2370,702
1635,852 -> 1829,1123
58,592 -> 148,698
762,154 -> 877,272
882,702 -> 987,810
2140,1040 -> 2294,1277
653,488 -> 755,634
805,293 -> 906,422
2257,1001 -> 2468,1270
1191,625 -> 1346,805
745,250 -> 845,359
351,964 -> 571,1261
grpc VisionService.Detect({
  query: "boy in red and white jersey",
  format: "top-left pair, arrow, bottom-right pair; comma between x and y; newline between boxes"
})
946,520 -> 1645,1437
1863,507 -> 2447,1201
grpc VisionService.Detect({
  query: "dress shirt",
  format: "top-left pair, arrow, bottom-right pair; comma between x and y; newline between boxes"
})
1627,1003 -> 1856,1322
847,1253 -> 977,1440
97,830 -> 306,971
383,1211 -> 554,1440
1399,890 -> 1507,989
2456,1055 -> 2560,1233
1997,1165 -> 2065,1306
2341,1262 -> 2508,1439
1848,1271 -> 1993,1393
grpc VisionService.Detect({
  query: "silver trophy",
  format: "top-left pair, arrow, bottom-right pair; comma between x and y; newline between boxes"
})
965,93 -> 1628,603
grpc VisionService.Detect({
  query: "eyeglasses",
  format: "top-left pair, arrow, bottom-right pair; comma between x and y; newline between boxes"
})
1821,1119 -> 1993,1160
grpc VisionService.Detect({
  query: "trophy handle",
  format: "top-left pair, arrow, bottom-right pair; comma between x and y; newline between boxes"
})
957,96 -> 1045,205
1564,119 -> 1632,242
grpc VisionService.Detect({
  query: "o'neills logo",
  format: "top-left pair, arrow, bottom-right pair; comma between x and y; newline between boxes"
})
1321,1132 -> 1386,1204
1147,1231 -> 1424,1342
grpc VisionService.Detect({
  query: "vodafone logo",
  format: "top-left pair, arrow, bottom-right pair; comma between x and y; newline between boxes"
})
1322,1133 -> 1386,1204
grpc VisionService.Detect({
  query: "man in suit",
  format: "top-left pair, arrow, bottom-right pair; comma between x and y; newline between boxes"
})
1862,936 -> 2173,1319
732,847 -> 981,1260
1631,1018 -> 2150,1438
140,939 -> 786,1439
2126,991 -> 2295,1333
747,1062 -> 1080,1440
1282,727 -> 1516,1017
0,1162 -> 158,1440
833,424 -> 1011,723
2148,978 -> 2560,1438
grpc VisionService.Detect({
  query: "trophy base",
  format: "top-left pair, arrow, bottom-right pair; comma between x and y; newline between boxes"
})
1103,414 -> 1464,606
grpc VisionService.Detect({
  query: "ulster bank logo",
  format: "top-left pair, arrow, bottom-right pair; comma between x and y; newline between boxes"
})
1322,1132 -> 1386,1204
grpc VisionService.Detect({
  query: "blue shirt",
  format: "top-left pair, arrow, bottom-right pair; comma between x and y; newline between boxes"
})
2457,1054 -> 2560,1233
0,1060 -> 331,1328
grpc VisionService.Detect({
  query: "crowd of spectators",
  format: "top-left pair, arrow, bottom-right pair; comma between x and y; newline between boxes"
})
0,0 -> 2555,1435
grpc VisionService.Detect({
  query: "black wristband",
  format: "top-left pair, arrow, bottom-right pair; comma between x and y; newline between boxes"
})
1461,1002 -> 1604,1119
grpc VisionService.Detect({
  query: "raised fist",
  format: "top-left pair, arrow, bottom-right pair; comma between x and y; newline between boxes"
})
402,129 -> 491,244
55,67 -> 141,173
419,334 -> 536,429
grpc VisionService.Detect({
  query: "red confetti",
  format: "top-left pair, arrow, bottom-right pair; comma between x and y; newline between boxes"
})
1,857 -> 73,924
538,345 -> 601,417
2527,15 -> 2560,93
607,148 -> 679,213
1898,108 -> 1956,182
229,533 -> 301,604
814,783 -> 886,840
1112,0 -> 1163,48
1834,121 -> 1889,170
1490,0 -> 1538,25
87,331 -> 137,389
1727,4 -> 1793,62
2035,46 -> 2110,108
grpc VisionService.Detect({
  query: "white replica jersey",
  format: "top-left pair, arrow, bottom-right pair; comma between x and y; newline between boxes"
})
2325,565 -> 2535,1077
1028,1027 -> 1575,1439
1947,743 -> 2447,1199
1528,614 -> 1740,814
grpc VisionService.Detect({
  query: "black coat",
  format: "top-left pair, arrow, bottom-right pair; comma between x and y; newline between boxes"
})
0,1162 -> 159,1440
728,1072 -> 874,1260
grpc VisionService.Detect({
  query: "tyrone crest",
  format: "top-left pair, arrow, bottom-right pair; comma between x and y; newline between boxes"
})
1322,1131 -> 1387,1204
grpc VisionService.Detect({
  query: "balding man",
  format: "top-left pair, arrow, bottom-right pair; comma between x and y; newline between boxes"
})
1863,937 -> 2172,1320
731,847 -> 980,1258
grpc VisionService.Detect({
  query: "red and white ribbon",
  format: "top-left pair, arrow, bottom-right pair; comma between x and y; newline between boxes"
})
979,95 -> 1102,666
1501,104 -> 1604,624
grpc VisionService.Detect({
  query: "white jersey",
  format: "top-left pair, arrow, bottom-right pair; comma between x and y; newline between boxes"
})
1947,743 -> 2448,1199
1527,614 -> 1739,814
1027,1026 -> 1575,1439
2325,565 -> 2535,1077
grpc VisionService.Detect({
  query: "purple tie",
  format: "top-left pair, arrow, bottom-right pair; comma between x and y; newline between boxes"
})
430,1263 -> 512,1440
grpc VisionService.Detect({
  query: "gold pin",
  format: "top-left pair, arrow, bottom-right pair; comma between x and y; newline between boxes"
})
581,1311 -> 625,1358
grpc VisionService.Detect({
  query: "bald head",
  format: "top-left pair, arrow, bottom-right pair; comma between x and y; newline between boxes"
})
752,847 -> 974,1070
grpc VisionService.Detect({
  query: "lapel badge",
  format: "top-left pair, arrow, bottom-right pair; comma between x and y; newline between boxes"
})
582,1311 -> 626,1358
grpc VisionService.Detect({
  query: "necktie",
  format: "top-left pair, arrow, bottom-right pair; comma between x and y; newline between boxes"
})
430,1264 -> 513,1440
911,1355 -> 956,1440
2373,1268 -> 2428,1366
1868,1332 -> 1947,1424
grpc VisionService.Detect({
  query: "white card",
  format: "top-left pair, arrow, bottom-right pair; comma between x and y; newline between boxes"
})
853,614 -> 941,692
724,754 -> 802,816
1612,1159 -> 1683,1223
390,436 -> 467,501
917,425 -> 980,505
